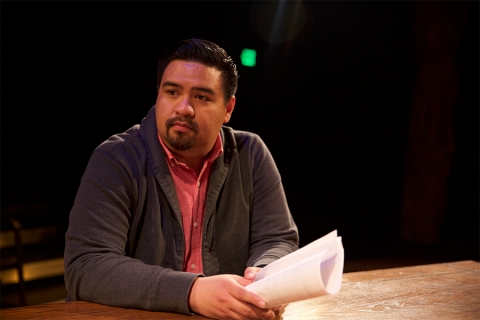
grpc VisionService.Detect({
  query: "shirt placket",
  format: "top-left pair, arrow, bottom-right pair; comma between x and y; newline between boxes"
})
189,178 -> 202,272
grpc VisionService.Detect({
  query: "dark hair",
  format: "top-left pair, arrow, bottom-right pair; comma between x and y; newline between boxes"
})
156,39 -> 239,102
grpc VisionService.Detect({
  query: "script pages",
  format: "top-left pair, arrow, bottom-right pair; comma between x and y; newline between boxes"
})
245,230 -> 344,307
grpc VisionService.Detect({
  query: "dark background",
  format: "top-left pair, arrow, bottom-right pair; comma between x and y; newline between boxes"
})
2,1 -> 479,266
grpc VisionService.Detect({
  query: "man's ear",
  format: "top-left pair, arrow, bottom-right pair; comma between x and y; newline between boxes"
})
223,95 -> 236,124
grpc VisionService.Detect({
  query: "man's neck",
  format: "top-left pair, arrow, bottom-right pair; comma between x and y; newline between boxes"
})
158,133 -> 223,176
171,150 -> 207,176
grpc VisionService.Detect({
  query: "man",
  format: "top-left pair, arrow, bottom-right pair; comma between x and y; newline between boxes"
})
64,39 -> 299,320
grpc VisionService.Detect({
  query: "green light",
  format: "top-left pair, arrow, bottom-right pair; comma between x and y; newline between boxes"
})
240,48 -> 256,67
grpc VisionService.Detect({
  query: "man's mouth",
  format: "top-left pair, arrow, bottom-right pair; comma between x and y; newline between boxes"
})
166,117 -> 199,133
173,121 -> 192,129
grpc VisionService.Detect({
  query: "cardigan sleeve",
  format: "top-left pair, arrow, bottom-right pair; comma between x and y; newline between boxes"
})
244,134 -> 300,267
64,142 -> 201,314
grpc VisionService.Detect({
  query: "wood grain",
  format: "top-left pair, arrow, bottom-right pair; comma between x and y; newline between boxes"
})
1,260 -> 479,320
280,260 -> 480,319
0,301 -> 208,319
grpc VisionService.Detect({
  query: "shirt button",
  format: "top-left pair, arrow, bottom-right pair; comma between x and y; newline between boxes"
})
191,263 -> 196,270
194,222 -> 198,228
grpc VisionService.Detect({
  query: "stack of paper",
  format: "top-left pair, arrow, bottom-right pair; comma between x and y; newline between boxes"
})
246,230 -> 344,307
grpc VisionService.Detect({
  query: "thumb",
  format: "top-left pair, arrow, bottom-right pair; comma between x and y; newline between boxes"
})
235,275 -> 254,287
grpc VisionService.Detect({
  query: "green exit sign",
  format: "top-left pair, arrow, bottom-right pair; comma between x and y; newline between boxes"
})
240,48 -> 257,67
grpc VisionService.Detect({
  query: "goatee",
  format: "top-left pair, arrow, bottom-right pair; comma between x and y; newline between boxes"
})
165,117 -> 199,151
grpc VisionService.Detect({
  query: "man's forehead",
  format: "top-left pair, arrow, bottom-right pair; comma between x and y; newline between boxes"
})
162,60 -> 223,87
167,60 -> 218,72
161,60 -> 227,99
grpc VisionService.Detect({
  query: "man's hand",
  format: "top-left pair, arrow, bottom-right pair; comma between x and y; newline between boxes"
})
243,267 -> 262,282
189,274 -> 276,320
244,267 -> 288,317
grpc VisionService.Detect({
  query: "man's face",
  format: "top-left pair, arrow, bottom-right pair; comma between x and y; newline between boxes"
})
155,60 -> 235,159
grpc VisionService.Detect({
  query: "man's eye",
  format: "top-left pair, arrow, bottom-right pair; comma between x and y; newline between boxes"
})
166,90 -> 178,96
196,95 -> 208,101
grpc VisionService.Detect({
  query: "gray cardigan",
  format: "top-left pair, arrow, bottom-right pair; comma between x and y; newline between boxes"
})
64,106 -> 299,314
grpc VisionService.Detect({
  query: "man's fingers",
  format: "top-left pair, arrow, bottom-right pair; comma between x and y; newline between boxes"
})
236,275 -> 254,287
244,267 -> 262,280
232,301 -> 275,320
189,274 -> 275,320
232,280 -> 268,309
273,303 -> 288,316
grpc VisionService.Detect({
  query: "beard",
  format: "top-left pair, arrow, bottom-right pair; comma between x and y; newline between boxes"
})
165,116 -> 199,151
166,131 -> 195,151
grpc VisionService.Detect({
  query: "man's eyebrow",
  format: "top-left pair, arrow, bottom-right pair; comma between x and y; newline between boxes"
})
192,86 -> 216,96
162,81 -> 182,88
161,82 -> 216,96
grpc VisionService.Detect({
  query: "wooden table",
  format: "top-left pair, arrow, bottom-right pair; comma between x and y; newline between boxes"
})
1,260 -> 479,319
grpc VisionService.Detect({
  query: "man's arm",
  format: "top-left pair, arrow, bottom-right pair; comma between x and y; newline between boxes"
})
246,134 -> 300,267
64,142 -> 276,318
64,147 -> 197,314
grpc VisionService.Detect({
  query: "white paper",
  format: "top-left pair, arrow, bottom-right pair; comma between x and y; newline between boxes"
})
245,230 -> 344,307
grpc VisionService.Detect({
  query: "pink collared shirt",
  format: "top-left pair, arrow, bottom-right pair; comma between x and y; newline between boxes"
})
158,134 -> 223,274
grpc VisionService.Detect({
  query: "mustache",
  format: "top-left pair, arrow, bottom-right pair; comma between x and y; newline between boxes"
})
165,116 -> 199,133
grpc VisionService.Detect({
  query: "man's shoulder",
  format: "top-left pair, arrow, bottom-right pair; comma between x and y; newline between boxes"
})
96,124 -> 142,152
95,106 -> 156,154
222,126 -> 263,144
221,126 -> 268,157
89,124 -> 151,168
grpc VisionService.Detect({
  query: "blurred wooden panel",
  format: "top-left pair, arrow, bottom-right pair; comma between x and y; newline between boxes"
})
1,258 -> 64,285
0,227 -> 64,249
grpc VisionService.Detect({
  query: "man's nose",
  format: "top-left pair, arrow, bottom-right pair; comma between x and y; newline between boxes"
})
175,97 -> 194,116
